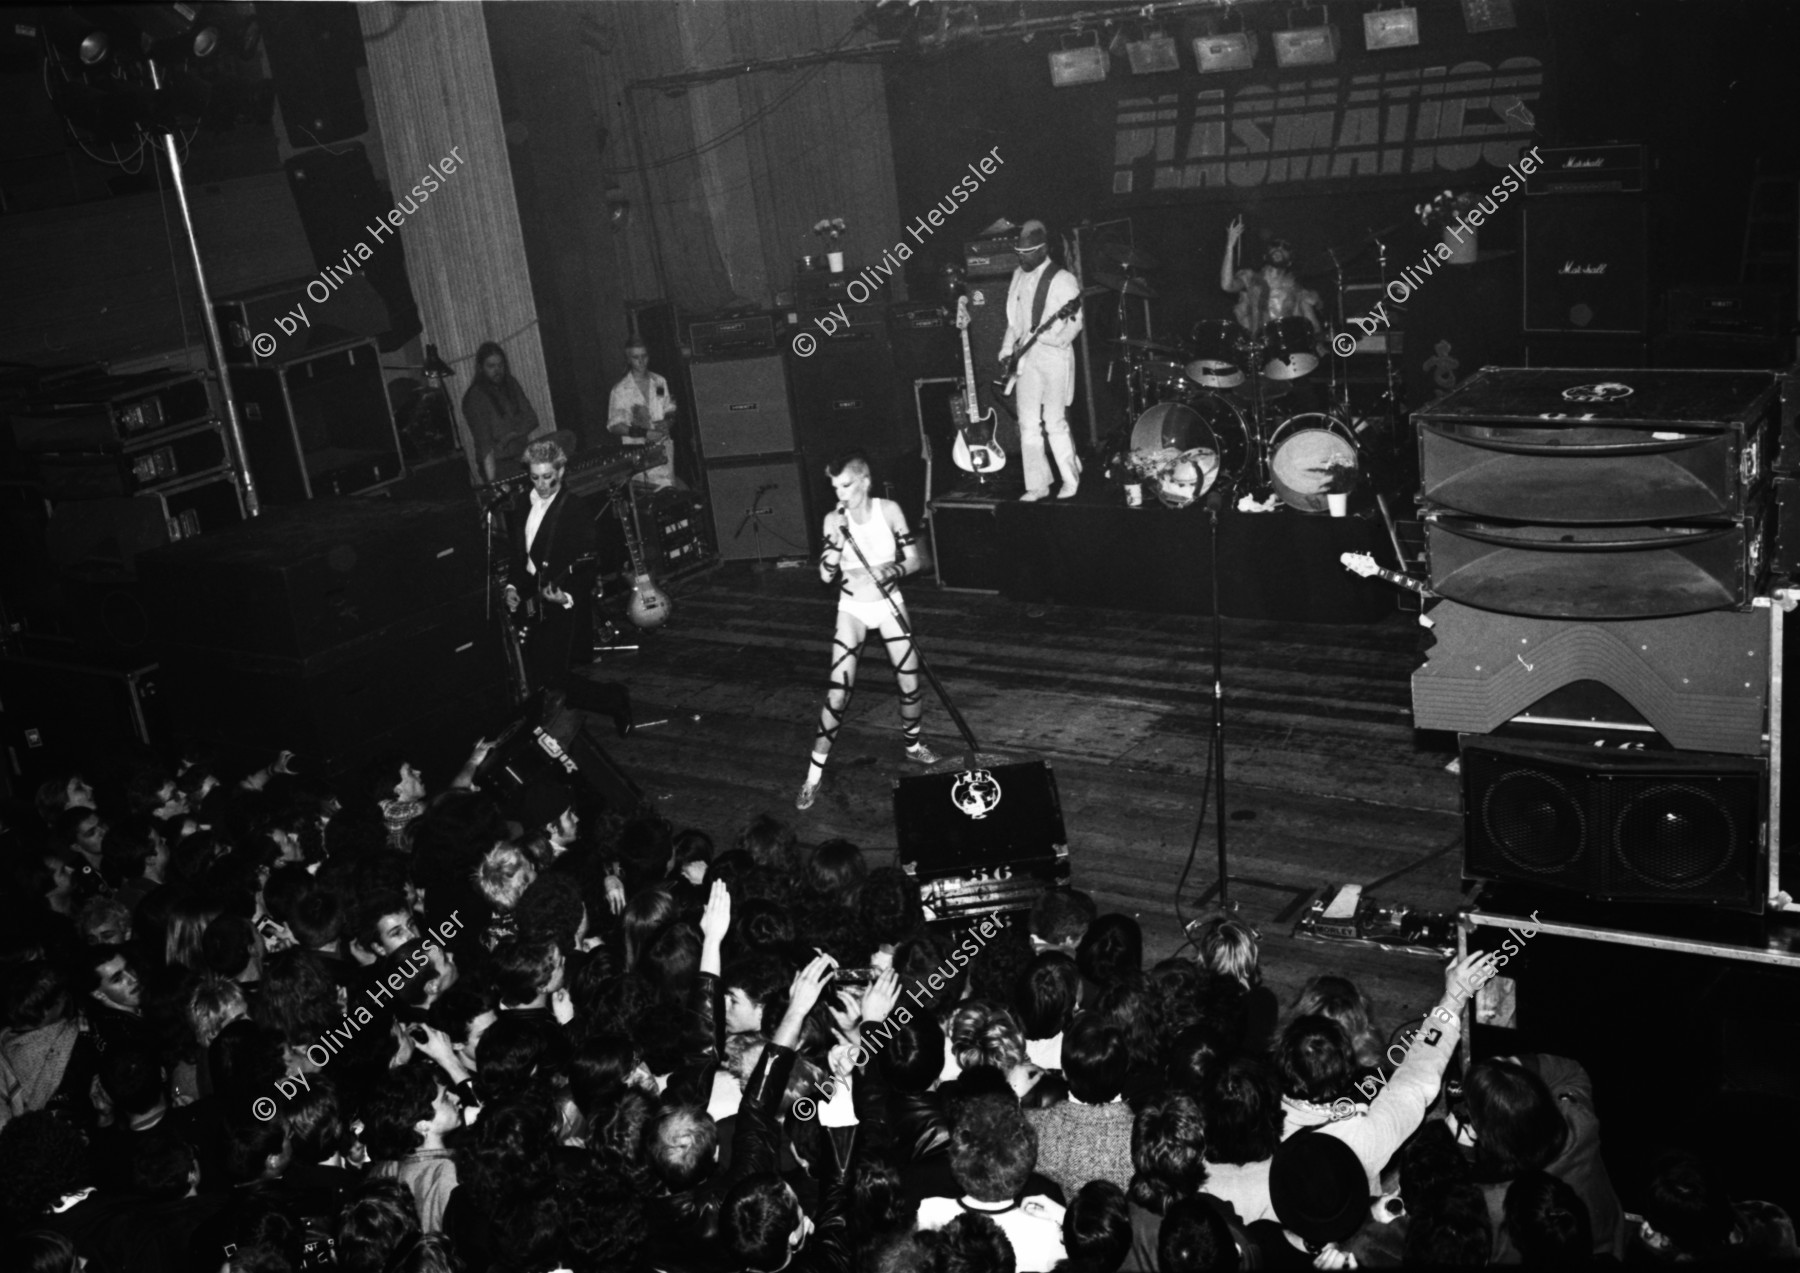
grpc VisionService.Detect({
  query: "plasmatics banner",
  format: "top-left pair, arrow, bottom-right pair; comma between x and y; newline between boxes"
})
1108,49 -> 1547,203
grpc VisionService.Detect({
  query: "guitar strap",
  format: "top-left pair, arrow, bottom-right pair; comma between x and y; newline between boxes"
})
1028,265 -> 1059,331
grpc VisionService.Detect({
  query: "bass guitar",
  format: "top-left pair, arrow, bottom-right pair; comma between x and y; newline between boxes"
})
508,551 -> 599,643
995,289 -> 1099,396
951,293 -> 1007,475
1340,552 -> 1434,598
619,488 -> 672,630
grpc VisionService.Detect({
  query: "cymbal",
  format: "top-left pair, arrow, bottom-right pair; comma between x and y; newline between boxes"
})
1117,337 -> 1182,355
1096,270 -> 1158,298
1098,243 -> 1159,270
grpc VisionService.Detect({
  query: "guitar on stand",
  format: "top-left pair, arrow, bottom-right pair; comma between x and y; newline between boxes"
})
617,484 -> 672,630
951,292 -> 1007,478
1339,551 -> 1433,599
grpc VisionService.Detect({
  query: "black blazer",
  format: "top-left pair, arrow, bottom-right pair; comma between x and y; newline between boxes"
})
512,484 -> 599,592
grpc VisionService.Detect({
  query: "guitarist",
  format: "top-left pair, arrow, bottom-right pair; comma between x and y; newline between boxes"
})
1000,219 -> 1085,501
503,438 -> 628,730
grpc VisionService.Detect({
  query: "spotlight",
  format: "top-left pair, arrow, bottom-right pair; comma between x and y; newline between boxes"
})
1461,0 -> 1518,33
1193,30 -> 1257,72
1363,6 -> 1419,50
1125,29 -> 1181,75
1048,32 -> 1108,87
1273,8 -> 1338,68
79,28 -> 110,65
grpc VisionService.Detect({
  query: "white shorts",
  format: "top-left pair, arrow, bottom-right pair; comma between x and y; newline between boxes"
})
839,593 -> 901,630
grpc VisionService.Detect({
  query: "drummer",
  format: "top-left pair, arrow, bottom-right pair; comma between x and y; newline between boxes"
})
1220,215 -> 1323,340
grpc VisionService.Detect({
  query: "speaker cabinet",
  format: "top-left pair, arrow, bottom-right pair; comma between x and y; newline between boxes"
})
1460,734 -> 1766,912
1424,514 -> 1764,619
702,455 -> 812,562
234,340 -> 404,503
259,2 -> 368,148
1413,600 -> 1769,756
135,497 -> 483,659
1523,202 -> 1648,333
284,145 -> 422,351
894,760 -> 1067,875
1416,368 -> 1780,524
689,356 -> 795,460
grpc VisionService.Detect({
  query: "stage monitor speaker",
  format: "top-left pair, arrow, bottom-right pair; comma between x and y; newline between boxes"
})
135,497 -> 483,659
1425,514 -> 1763,619
233,339 -> 404,503
259,2 -> 368,148
1460,734 -> 1766,913
475,703 -> 643,817
1416,368 -> 1780,523
894,760 -> 1071,919
702,455 -> 813,561
689,356 -> 795,460
1413,600 -> 1768,755
1523,202 -> 1647,334
285,145 -> 422,351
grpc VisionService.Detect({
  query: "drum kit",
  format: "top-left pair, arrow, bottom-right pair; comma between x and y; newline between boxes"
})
1100,246 -> 1362,514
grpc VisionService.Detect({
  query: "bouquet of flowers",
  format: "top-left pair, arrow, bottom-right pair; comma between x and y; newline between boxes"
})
812,217 -> 847,247
1415,189 -> 1476,229
1317,459 -> 1358,495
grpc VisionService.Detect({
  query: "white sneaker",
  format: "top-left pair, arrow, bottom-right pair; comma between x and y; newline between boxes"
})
1056,479 -> 1080,499
796,779 -> 819,811
905,742 -> 940,765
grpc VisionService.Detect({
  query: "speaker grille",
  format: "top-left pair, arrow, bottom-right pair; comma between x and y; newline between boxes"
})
1461,736 -> 1765,911
1480,768 -> 1587,873
1611,782 -> 1740,891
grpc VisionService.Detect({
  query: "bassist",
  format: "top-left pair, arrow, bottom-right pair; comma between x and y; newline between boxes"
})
999,219 -> 1084,501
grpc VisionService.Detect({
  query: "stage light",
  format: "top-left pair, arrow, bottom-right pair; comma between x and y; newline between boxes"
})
1194,31 -> 1257,72
79,28 -> 110,65
1048,33 -> 1108,87
1461,0 -> 1517,33
1274,9 -> 1338,67
1363,6 -> 1419,50
1125,30 -> 1180,75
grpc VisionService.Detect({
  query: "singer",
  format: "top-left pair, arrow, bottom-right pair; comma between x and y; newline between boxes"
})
797,453 -> 938,811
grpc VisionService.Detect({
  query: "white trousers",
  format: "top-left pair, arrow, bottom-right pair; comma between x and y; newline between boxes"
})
1015,355 -> 1080,495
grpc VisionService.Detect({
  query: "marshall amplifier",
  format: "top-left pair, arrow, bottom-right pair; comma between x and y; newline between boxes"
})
891,302 -> 950,331
11,371 -> 214,453
1523,202 -> 1648,333
1525,143 -> 1647,196
964,234 -> 1019,278
1666,286 -> 1783,341
689,314 -> 779,360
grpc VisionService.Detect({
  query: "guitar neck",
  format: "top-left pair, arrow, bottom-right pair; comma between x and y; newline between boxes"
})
1363,564 -> 1433,597
960,322 -> 980,413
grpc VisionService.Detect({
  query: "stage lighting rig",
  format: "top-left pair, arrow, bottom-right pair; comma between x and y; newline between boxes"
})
1273,6 -> 1339,67
1363,5 -> 1420,51
1049,29 -> 1108,86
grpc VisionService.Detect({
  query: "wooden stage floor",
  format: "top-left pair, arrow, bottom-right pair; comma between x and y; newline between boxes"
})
588,561 -> 1467,1032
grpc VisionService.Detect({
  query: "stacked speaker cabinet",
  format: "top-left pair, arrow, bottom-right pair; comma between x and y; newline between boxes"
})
688,321 -> 811,561
134,498 -> 510,778
1411,367 -> 1787,915
233,339 -> 405,504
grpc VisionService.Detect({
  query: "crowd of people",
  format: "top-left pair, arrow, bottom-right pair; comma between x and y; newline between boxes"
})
2,741 -> 1795,1273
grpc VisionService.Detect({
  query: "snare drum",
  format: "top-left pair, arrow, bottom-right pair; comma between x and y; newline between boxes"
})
1261,317 -> 1320,380
1186,320 -> 1246,390
1266,412 -> 1358,512
1130,396 -> 1252,496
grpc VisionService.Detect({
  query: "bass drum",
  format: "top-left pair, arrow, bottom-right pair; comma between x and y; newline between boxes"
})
1130,396 -> 1251,496
1186,320 -> 1246,389
1267,412 -> 1358,512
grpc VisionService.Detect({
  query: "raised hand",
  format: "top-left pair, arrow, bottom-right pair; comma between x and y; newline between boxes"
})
700,879 -> 732,946
860,968 -> 902,1024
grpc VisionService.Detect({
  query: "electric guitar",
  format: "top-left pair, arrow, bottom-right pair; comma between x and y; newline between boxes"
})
951,293 -> 1007,475
509,552 -> 599,640
619,489 -> 672,630
996,290 -> 1098,396
1340,552 -> 1435,598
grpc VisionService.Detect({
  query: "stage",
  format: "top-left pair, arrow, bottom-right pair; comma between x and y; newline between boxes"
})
927,486 -> 1394,623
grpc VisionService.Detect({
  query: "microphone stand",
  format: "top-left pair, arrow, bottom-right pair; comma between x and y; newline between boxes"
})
835,508 -> 983,767
1204,484 -> 1232,910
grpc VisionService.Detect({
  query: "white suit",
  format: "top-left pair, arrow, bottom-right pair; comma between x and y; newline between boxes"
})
1001,259 -> 1084,497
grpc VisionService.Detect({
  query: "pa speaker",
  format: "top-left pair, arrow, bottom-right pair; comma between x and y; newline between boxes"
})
702,455 -> 813,561
1424,514 -> 1764,620
1415,368 -> 1780,524
233,340 -> 404,503
689,356 -> 795,461
258,2 -> 368,148
285,145 -> 422,351
1523,201 -> 1647,334
1460,734 -> 1765,912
